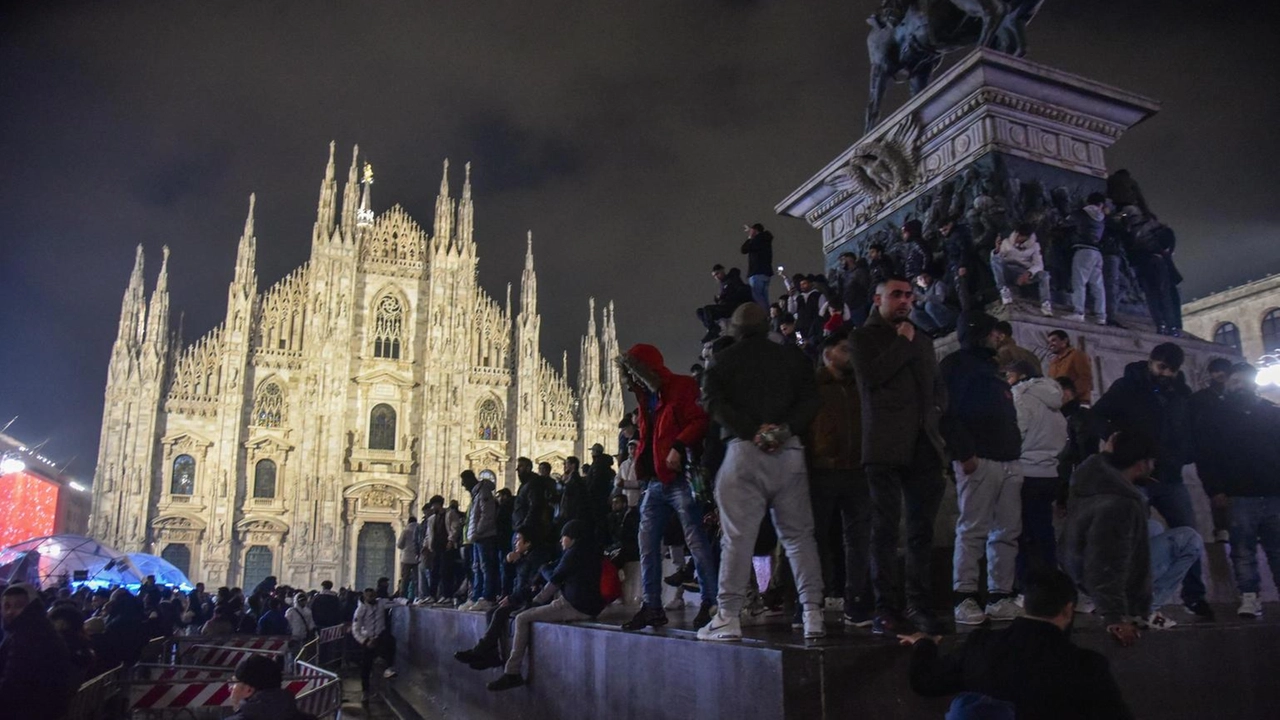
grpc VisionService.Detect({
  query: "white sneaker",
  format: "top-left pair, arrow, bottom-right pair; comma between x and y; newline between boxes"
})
1139,610 -> 1178,630
1214,529 -> 1230,543
1238,592 -> 1263,618
954,598 -> 988,626
802,609 -> 827,639
470,599 -> 494,612
664,595 -> 686,611
1095,316 -> 1108,326
999,288 -> 1013,305
1066,313 -> 1085,322
1040,301 -> 1054,317
696,611 -> 743,642
457,600 -> 476,611
985,598 -> 1023,621
383,668 -> 398,678
1076,595 -> 1096,614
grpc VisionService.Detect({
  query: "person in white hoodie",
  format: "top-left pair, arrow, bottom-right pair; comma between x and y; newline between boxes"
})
990,223 -> 1053,316
1006,360 -> 1069,583
284,592 -> 315,651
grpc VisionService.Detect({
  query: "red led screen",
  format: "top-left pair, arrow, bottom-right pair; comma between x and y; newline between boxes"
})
0,471 -> 60,549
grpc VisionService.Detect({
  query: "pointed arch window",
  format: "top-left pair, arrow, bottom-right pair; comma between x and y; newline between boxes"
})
478,398 -> 503,441
171,455 -> 196,496
369,404 -> 397,450
253,459 -> 277,499
253,382 -> 285,428
372,295 -> 405,359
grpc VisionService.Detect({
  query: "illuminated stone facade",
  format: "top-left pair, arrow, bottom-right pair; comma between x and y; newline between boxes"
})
90,145 -> 624,589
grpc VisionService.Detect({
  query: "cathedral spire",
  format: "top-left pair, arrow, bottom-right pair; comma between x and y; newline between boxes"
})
340,144 -> 360,239
519,231 -> 538,317
434,159 -> 454,250
455,161 -> 474,255
357,162 -> 374,227
232,194 -> 257,295
116,244 -> 147,347
505,282 -> 512,320
314,141 -> 337,240
144,246 -> 171,351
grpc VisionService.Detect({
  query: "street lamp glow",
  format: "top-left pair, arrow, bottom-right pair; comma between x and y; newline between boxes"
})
0,457 -> 26,474
69,481 -> 87,492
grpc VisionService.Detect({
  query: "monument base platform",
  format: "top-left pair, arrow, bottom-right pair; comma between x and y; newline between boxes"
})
386,598 -> 1280,720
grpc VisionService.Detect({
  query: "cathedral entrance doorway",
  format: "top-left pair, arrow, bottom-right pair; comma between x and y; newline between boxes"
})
243,545 -> 273,590
356,521 -> 395,592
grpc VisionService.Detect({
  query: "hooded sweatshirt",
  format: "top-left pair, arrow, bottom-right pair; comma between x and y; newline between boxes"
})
939,315 -> 1021,464
1070,204 -> 1106,251
1061,454 -> 1152,626
1092,361 -> 1191,484
620,344 -> 708,484
466,477 -> 498,541
993,233 -> 1045,275
1013,376 -> 1069,478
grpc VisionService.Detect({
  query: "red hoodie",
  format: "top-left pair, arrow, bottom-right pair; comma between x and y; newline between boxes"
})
624,343 -> 708,484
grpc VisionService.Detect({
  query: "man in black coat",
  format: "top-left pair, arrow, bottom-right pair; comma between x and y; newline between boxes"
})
902,568 -> 1133,720
0,585 -> 75,720
939,312 -> 1025,626
940,218 -> 977,312
740,223 -> 775,308
512,456 -> 555,547
850,276 -> 948,636
1194,363 -> 1280,618
487,520 -> 603,691
1092,342 -> 1211,619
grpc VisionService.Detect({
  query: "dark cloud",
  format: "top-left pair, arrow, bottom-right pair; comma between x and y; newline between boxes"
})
2,0 -> 1278,476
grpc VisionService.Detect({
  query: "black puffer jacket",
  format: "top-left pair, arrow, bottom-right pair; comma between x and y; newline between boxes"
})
1194,393 -> 1280,498
939,321 -> 1021,464
1092,361 -> 1192,484
740,230 -> 774,278
0,596 -> 74,720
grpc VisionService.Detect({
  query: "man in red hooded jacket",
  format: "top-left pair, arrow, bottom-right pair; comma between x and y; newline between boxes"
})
617,343 -> 720,631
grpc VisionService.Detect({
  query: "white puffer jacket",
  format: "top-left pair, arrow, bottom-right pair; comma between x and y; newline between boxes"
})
993,233 -> 1045,276
1012,376 -> 1068,478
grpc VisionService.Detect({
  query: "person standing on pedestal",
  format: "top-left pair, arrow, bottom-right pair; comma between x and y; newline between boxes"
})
1092,342 -> 1213,621
460,470 -> 499,613
991,224 -> 1053,317
696,303 -> 825,642
851,276 -> 949,636
940,218 -> 977,313
940,312 -> 1026,627
1066,193 -> 1108,325
740,222 -> 774,309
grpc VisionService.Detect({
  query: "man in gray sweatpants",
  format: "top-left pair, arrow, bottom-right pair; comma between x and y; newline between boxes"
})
697,302 -> 825,641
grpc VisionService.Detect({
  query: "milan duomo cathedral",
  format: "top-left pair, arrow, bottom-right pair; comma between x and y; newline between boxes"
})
90,143 -> 625,590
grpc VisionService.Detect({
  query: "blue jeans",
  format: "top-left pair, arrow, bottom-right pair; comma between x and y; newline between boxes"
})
638,479 -> 718,607
1070,247 -> 1105,317
990,253 -> 1050,304
910,301 -> 957,334
1228,497 -> 1280,594
1149,523 -> 1203,610
470,538 -> 501,601
1144,482 -> 1206,603
749,274 -> 772,309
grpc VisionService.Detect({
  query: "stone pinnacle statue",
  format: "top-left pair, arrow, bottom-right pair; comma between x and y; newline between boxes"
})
865,0 -> 1046,131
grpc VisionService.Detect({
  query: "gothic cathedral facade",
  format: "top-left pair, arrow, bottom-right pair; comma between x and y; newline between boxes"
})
90,144 -> 625,591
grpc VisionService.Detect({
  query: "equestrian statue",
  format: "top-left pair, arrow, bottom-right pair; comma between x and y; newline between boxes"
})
865,0 -> 1046,131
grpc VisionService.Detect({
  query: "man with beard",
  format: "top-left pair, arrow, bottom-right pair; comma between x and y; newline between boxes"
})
901,569 -> 1132,720
1194,363 -> 1280,618
0,584 -> 74,719
851,276 -> 948,636
1092,342 -> 1212,620
618,343 -> 719,632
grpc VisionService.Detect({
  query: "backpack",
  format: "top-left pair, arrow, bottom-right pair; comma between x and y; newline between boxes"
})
599,557 -> 622,604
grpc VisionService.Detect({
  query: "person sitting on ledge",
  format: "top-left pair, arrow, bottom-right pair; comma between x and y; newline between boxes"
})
901,568 -> 1133,720
991,223 -> 1053,317
488,519 -> 604,691
453,525 -> 554,672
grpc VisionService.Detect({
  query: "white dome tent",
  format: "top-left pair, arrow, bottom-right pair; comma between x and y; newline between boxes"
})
0,534 -> 142,589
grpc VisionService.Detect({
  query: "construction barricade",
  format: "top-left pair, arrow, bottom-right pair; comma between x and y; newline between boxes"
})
122,659 -> 340,719
64,665 -> 125,720
314,623 -> 350,669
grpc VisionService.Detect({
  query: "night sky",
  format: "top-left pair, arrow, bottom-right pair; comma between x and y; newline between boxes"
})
3,1 -> 1278,482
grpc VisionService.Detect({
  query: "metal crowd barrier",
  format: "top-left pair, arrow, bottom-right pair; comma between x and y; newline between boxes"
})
121,660 -> 340,719
63,665 -> 125,720
165,634 -> 290,664
314,623 -> 350,669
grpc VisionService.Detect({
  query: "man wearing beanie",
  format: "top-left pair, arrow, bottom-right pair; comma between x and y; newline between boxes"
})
698,301 -> 826,641
227,654 -> 300,720
488,519 -> 604,691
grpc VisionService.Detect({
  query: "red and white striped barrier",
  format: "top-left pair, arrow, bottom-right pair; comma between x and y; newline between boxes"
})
317,624 -> 348,644
128,677 -> 319,710
180,637 -> 291,667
